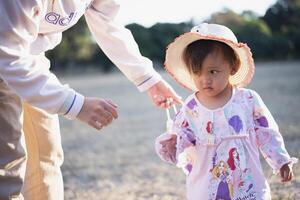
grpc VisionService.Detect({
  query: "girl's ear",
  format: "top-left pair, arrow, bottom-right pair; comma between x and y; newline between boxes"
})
231,59 -> 241,75
230,68 -> 237,75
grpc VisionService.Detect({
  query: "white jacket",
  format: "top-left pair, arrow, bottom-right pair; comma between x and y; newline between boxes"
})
0,0 -> 161,119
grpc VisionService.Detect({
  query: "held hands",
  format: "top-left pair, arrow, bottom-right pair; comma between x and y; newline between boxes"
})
159,134 -> 177,163
77,97 -> 118,130
280,163 -> 294,182
147,80 -> 183,108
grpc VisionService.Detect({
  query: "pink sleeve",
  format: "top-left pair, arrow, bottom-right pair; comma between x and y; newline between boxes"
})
251,90 -> 298,173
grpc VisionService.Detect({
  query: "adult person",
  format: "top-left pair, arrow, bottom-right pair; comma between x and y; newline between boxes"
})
0,0 -> 182,199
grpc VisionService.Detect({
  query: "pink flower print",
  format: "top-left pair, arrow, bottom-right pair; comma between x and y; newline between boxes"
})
228,115 -> 243,133
181,120 -> 189,128
206,121 -> 213,134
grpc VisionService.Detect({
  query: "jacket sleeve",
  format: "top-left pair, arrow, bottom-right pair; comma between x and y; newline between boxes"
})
84,0 -> 162,92
0,0 -> 84,119
251,90 -> 297,173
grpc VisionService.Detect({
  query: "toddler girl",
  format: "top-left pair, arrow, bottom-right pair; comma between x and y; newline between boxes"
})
155,23 -> 297,200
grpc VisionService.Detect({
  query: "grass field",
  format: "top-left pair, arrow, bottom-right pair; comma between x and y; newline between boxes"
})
59,61 -> 300,200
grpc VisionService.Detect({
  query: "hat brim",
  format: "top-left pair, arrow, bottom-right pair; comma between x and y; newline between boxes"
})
165,32 -> 255,91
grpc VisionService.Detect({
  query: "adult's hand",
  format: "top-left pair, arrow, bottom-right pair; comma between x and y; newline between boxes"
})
147,80 -> 183,108
77,97 -> 118,130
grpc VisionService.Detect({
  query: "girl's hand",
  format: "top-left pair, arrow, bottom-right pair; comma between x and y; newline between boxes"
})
280,163 -> 294,182
159,134 -> 177,163
77,97 -> 118,130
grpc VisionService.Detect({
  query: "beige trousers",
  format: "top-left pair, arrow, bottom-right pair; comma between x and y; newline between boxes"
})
0,79 -> 64,200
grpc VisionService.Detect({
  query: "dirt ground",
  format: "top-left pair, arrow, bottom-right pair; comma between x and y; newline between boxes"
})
59,61 -> 300,200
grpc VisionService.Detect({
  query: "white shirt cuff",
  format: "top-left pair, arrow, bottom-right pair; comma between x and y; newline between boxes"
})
64,92 -> 85,120
136,71 -> 162,92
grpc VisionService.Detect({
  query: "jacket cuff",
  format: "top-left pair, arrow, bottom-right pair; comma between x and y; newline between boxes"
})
58,90 -> 85,120
135,71 -> 162,92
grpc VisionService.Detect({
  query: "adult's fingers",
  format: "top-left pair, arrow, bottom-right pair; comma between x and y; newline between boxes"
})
88,120 -> 103,130
153,95 -> 165,106
168,89 -> 183,105
160,80 -> 183,104
98,110 -> 114,126
155,97 -> 180,109
107,99 -> 118,108
103,101 -> 118,119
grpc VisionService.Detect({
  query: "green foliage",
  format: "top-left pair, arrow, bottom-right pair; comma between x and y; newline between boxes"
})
262,0 -> 300,59
206,9 -> 245,31
46,17 -> 111,71
205,5 -> 299,60
126,22 -> 193,63
48,0 -> 300,72
263,0 -> 300,33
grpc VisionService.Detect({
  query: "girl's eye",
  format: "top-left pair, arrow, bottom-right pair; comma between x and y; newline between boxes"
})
210,70 -> 219,74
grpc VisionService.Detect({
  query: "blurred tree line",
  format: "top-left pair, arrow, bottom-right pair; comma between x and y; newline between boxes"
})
47,0 -> 300,72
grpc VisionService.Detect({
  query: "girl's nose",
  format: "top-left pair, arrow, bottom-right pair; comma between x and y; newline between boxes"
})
202,75 -> 212,85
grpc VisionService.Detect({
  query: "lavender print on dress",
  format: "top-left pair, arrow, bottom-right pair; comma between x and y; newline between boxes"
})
229,115 -> 243,133
187,99 -> 197,109
216,172 -> 231,200
246,183 -> 254,192
255,116 -> 269,127
179,128 -> 196,148
186,163 -> 193,173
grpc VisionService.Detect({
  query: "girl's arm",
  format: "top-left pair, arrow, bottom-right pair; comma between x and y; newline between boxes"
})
155,107 -> 197,174
251,90 -> 297,173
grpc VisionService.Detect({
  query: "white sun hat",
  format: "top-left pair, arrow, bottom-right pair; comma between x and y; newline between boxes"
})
165,23 -> 255,91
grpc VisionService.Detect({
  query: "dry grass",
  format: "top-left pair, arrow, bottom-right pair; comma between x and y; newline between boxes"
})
59,61 -> 300,200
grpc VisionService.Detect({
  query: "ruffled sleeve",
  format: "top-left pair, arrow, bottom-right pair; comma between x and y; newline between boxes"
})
251,90 -> 297,173
155,106 -> 197,175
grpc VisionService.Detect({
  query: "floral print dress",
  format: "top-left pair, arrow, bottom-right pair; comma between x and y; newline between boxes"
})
155,88 -> 297,200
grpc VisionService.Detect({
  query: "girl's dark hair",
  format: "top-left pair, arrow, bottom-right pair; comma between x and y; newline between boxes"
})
183,40 -> 240,74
